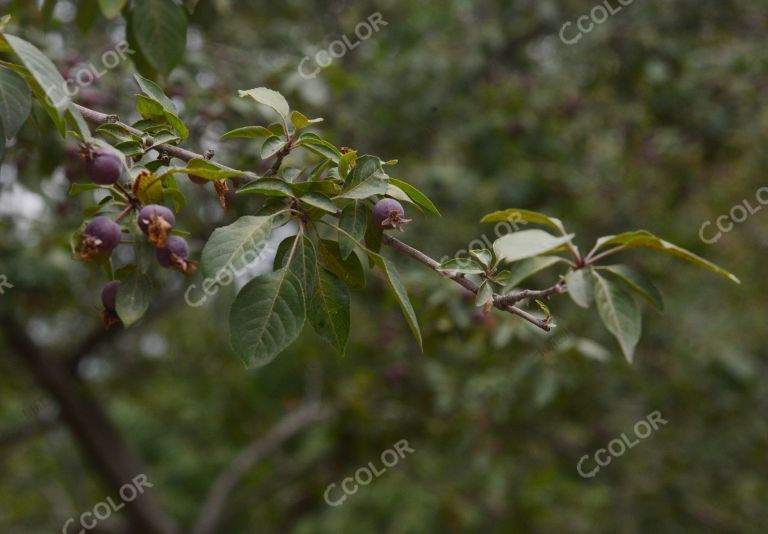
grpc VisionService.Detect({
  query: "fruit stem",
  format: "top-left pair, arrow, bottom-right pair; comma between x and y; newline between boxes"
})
114,205 -> 133,223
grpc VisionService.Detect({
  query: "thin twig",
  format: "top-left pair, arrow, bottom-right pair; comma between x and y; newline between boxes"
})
75,104 -> 258,180
190,403 -> 333,534
495,280 -> 566,307
383,235 -> 553,331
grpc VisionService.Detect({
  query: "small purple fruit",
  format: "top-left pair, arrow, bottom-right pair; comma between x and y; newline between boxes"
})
85,147 -> 122,185
101,280 -> 121,311
81,216 -> 122,259
373,198 -> 411,230
138,204 -> 175,233
138,204 -> 175,247
156,236 -> 189,268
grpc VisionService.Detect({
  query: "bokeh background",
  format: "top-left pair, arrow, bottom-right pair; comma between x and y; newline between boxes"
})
1,0 -> 766,532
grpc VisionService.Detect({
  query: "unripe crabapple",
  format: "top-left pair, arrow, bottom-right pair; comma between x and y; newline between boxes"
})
155,235 -> 196,274
85,147 -> 123,185
101,280 -> 120,311
138,204 -> 175,247
373,198 -> 411,231
81,216 -> 122,260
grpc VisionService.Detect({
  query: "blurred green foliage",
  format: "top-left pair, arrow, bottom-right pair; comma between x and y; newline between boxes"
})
0,0 -> 766,532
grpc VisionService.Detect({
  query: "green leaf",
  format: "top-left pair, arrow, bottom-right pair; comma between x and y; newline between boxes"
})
298,137 -> 342,163
290,110 -> 322,131
388,178 -> 440,216
201,215 -> 279,280
134,77 -> 188,140
167,158 -> 246,181
261,135 -> 287,159
598,264 -> 664,311
338,150 -> 357,180
492,230 -> 575,264
236,178 -> 292,197
133,171 -> 163,205
125,14 -> 158,80
309,268 -> 350,355
318,239 -> 366,289
136,94 -> 165,118
0,121 -> 5,161
481,208 -> 566,234
365,217 -> 384,254
129,0 -> 187,74
221,125 -> 272,139
114,140 -> 143,156
535,299 -> 552,322
290,235 -> 317,295
338,201 -> 367,259
238,87 -> 290,120
370,254 -> 422,350
275,234 -> 317,295
98,0 -> 128,19
593,271 -> 642,363
134,74 -> 177,113
2,33 -> 70,115
338,154 -> 388,200
95,123 -> 139,143
437,257 -> 485,275
592,230 -> 740,284
289,180 -> 340,197
229,268 -> 305,368
75,0 -> 99,32
385,183 -> 421,213
300,192 -> 338,214
68,182 -> 105,196
115,270 -> 153,327
504,256 -> 565,293
0,67 -> 31,139
66,104 -> 92,141
475,281 -> 493,307
566,268 -> 593,309
469,249 -> 493,269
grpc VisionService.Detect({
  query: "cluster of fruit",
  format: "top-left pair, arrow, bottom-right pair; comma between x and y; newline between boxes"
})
76,146 -> 195,327
77,144 -> 411,328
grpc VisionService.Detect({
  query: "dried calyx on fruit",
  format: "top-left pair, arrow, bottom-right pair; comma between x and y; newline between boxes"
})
83,146 -> 123,185
155,236 -> 197,274
138,204 -> 175,248
373,198 -> 411,231
100,280 -> 121,329
81,216 -> 122,260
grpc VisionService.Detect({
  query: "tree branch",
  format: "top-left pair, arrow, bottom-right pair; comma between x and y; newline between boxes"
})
75,104 -> 558,331
190,402 -> 333,534
74,104 -> 257,179
0,313 -> 179,534
383,235 -> 554,331
494,280 -> 566,307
